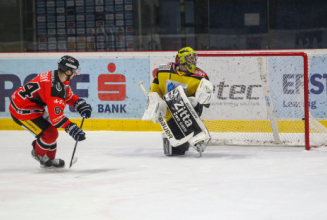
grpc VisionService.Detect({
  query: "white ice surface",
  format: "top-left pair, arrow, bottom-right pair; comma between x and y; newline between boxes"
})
1,130 -> 327,220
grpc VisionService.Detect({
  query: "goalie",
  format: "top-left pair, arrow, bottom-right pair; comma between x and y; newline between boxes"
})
142,47 -> 214,156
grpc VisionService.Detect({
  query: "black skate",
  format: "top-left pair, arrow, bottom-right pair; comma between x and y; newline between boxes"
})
51,158 -> 65,168
31,140 -> 65,168
39,154 -> 53,168
32,152 -> 65,168
172,142 -> 189,156
162,133 -> 190,156
39,156 -> 65,168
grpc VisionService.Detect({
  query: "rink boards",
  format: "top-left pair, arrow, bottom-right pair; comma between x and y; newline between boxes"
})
1,50 -> 327,131
2,118 -> 327,133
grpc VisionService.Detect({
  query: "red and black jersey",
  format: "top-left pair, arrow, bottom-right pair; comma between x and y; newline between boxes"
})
9,70 -> 79,128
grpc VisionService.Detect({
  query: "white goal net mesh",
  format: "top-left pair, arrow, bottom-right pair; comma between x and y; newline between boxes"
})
197,52 -> 327,149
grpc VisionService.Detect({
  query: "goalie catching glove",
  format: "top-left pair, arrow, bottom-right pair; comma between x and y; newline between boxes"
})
74,99 -> 92,119
195,78 -> 214,105
142,92 -> 167,123
187,78 -> 214,108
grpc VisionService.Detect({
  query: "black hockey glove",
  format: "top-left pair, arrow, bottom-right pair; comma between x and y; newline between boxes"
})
74,99 -> 92,118
65,122 -> 86,141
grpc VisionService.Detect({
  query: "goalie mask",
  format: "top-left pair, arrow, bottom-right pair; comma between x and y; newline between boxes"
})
176,47 -> 198,73
58,55 -> 81,80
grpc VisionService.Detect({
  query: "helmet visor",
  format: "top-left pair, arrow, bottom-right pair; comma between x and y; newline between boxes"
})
186,55 -> 197,65
73,67 -> 81,75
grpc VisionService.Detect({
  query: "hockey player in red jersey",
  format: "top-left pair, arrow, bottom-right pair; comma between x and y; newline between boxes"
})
9,55 -> 92,168
142,47 -> 213,156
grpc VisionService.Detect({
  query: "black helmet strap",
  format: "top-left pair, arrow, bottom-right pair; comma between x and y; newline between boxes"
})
63,69 -> 73,81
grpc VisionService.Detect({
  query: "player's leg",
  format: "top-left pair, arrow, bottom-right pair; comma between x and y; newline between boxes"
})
34,125 -> 65,168
11,114 -> 64,168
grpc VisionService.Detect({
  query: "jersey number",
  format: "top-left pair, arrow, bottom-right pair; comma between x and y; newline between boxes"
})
18,82 -> 40,99
54,106 -> 63,115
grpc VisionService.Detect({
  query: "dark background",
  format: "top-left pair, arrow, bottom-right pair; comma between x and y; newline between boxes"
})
0,0 -> 326,52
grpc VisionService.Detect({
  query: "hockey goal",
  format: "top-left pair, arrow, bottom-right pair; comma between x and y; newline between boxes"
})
197,51 -> 327,150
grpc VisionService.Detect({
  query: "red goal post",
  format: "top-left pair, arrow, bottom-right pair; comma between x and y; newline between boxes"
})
196,51 -> 324,150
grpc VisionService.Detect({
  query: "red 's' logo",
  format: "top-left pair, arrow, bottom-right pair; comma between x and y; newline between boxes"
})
98,63 -> 126,101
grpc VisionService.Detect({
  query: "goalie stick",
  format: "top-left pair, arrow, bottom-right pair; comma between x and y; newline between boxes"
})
138,81 -> 193,146
69,115 -> 85,168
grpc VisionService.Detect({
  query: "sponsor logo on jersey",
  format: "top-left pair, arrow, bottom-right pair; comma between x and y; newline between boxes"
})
54,98 -> 65,106
51,71 -> 55,86
40,72 -> 50,82
165,80 -> 188,93
158,63 -> 172,71
56,82 -> 62,91
193,69 -> 207,77
53,114 -> 65,123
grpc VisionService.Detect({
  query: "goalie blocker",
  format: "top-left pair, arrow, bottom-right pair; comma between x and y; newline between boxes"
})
163,85 -> 211,155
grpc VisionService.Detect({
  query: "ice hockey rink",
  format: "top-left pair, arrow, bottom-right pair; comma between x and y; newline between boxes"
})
1,130 -> 327,220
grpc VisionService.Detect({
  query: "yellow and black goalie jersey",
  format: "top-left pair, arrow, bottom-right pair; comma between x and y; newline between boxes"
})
150,62 -> 210,120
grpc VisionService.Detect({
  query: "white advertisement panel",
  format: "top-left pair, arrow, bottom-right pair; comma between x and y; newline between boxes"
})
198,56 -> 267,120
0,57 -> 150,119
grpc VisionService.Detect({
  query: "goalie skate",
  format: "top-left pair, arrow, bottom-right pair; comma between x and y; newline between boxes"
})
193,141 -> 206,157
162,133 -> 190,156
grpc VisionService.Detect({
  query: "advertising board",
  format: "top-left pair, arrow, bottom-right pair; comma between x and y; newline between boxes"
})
1,51 -> 327,131
0,57 -> 149,119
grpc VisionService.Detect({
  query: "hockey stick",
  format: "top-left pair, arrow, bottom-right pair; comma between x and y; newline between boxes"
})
138,81 -> 193,146
69,115 -> 85,168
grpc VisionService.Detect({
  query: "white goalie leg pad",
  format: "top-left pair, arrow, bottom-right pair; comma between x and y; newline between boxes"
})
142,92 -> 167,123
164,85 -> 210,148
159,117 -> 194,147
188,127 -> 211,153
195,78 -> 214,105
